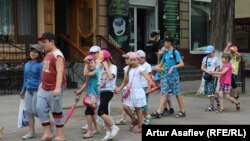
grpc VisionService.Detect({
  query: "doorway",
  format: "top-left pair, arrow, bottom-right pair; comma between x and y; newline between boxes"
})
129,7 -> 157,51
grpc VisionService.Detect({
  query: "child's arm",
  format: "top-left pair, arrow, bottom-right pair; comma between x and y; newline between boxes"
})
75,82 -> 87,95
211,67 -> 229,75
54,56 -> 64,96
83,63 -> 96,77
141,71 -> 156,93
115,72 -> 128,94
102,61 -> 114,80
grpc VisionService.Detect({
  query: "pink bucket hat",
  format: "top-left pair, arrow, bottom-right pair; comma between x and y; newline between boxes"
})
83,54 -> 95,62
96,50 -> 111,62
128,52 -> 139,59
122,51 -> 133,58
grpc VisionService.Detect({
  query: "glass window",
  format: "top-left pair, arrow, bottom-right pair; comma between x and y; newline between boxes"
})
0,0 -> 37,43
190,0 -> 211,54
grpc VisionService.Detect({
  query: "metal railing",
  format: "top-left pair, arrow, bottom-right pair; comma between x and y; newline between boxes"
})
0,43 -> 28,94
237,56 -> 246,93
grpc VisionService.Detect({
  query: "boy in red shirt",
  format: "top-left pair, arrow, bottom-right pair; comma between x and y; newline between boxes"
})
37,32 -> 67,141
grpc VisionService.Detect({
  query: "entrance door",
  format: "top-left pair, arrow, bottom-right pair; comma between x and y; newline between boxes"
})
129,7 -> 157,51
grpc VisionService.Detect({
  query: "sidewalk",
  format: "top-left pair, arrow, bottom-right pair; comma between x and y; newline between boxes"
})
0,78 -> 249,141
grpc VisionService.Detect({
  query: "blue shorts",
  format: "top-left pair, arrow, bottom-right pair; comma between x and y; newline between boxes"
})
204,78 -> 217,97
160,75 -> 180,96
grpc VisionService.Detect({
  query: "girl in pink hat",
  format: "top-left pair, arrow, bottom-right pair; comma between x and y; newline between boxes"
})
116,52 -> 155,133
96,50 -> 120,140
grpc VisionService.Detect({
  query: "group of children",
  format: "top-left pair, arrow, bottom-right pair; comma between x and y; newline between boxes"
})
19,31 -> 242,141
20,32 -> 67,141
201,41 -> 241,113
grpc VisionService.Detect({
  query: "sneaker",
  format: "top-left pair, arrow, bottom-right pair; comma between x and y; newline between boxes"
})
144,115 -> 152,125
151,112 -> 161,118
110,125 -> 120,138
22,132 -> 35,140
81,124 -> 88,130
205,105 -> 214,112
161,109 -> 170,117
101,130 -> 111,141
169,108 -> 175,115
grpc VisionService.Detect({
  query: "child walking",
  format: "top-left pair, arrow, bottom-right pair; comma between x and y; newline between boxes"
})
115,52 -> 132,125
116,52 -> 155,133
136,50 -> 153,125
211,53 -> 240,113
20,44 -> 44,140
151,37 -> 185,118
37,32 -> 67,141
224,41 -> 241,100
201,45 -> 220,111
75,55 -> 100,138
96,50 -> 120,141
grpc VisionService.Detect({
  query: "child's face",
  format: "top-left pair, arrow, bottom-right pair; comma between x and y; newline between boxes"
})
41,39 -> 54,53
129,58 -> 139,67
125,57 -> 130,65
30,49 -> 40,60
221,57 -> 229,63
138,57 -> 145,64
88,60 -> 96,70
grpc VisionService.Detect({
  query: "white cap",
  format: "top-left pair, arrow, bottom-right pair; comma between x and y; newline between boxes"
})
89,45 -> 101,52
136,50 -> 146,57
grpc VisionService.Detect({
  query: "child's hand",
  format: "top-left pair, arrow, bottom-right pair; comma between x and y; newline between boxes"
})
115,87 -> 121,94
74,90 -> 81,96
53,88 -> 61,97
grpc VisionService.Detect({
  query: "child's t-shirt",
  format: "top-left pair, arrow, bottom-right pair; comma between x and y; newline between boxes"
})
161,49 -> 182,76
99,64 -> 117,92
220,63 -> 233,85
202,56 -> 220,71
140,62 -> 152,88
86,69 -> 99,96
42,49 -> 67,90
126,66 -> 145,89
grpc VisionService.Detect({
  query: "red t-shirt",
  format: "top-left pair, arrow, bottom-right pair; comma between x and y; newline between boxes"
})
42,49 -> 67,90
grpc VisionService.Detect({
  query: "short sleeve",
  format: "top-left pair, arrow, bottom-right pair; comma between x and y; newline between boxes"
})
174,50 -> 182,63
110,65 -> 117,77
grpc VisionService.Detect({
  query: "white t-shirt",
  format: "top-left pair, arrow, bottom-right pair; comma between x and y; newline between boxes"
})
202,56 -> 220,71
99,64 -> 117,92
125,66 -> 145,89
139,62 -> 152,88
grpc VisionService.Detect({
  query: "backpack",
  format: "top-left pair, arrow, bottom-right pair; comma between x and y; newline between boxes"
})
163,48 -> 182,64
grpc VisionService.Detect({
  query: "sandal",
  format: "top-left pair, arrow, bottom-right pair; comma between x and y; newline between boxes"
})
40,136 -> 53,141
115,119 -> 127,125
216,109 -> 224,113
133,128 -> 142,133
129,119 -> 138,131
236,102 -> 240,111
175,111 -> 186,118
82,133 -> 93,139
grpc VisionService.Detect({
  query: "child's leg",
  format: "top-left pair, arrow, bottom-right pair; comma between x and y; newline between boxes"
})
218,91 -> 224,110
37,89 -> 53,139
157,94 -> 167,114
175,95 -> 184,112
123,105 -> 136,122
91,115 -> 100,133
135,107 -> 143,129
24,91 -> 36,135
51,90 -> 65,140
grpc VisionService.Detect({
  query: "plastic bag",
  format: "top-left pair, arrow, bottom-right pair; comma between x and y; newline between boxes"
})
18,99 -> 29,128
82,93 -> 98,110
